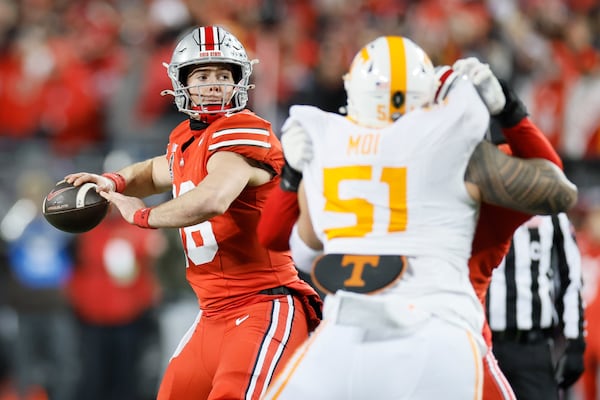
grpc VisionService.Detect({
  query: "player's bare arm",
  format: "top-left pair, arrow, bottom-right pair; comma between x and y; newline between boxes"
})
297,181 -> 323,250
121,155 -> 172,197
465,140 -> 578,215
64,156 -> 172,197
103,151 -> 271,228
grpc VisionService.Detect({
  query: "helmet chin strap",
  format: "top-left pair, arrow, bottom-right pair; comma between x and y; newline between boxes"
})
190,103 -> 232,124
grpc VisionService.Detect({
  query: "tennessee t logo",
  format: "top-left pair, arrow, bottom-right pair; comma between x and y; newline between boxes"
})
342,255 -> 380,287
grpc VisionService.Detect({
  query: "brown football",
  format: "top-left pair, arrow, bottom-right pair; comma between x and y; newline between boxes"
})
42,180 -> 109,233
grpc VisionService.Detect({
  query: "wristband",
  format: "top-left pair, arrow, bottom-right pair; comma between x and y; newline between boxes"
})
133,207 -> 155,229
102,172 -> 126,193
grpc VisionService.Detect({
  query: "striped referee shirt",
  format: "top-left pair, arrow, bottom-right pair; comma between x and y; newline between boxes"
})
486,213 -> 585,339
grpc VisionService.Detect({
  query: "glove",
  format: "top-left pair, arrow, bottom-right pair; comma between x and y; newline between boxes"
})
280,119 -> 313,172
433,65 -> 459,103
452,57 -> 506,115
555,337 -> 585,389
493,78 -> 529,128
280,160 -> 302,192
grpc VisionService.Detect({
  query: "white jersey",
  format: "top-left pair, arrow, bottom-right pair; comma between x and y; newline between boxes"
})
265,80 -> 492,400
292,78 -> 489,333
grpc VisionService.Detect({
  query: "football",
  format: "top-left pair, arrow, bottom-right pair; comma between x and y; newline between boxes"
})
42,180 -> 109,233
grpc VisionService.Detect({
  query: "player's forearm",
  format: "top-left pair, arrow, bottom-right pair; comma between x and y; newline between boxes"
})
467,141 -> 578,215
145,165 -> 247,228
119,156 -> 171,198
502,117 -> 563,168
146,188 -> 225,228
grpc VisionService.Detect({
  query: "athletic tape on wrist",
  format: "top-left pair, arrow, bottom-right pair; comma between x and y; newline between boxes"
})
101,172 -> 126,193
133,207 -> 155,229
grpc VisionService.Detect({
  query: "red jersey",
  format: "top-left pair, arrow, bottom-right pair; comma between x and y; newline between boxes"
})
167,110 -> 309,312
576,229 -> 600,400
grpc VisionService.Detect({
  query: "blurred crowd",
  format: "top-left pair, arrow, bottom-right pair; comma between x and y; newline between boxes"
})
0,0 -> 599,194
0,0 -> 600,399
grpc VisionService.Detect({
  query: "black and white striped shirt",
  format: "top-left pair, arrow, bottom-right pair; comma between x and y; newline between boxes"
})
486,213 -> 585,339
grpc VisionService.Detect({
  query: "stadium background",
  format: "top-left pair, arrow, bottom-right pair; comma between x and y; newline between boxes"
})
0,0 -> 599,399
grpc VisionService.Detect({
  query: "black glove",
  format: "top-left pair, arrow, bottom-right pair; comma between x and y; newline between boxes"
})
492,79 -> 529,128
555,337 -> 586,389
280,159 -> 302,192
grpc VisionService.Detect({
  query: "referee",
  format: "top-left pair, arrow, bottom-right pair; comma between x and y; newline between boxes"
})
487,213 -> 586,400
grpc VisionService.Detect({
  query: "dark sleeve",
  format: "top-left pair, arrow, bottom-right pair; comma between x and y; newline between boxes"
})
502,117 -> 563,169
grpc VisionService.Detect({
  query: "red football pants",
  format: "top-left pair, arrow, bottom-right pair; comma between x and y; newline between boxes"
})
578,296 -> 600,400
157,294 -> 309,400
482,348 -> 516,400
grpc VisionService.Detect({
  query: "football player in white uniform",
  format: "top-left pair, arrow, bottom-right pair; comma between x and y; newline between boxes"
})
262,36 -> 578,400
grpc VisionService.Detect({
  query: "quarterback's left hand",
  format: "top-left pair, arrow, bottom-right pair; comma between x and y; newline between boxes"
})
555,338 -> 586,389
453,57 -> 506,115
65,172 -> 116,193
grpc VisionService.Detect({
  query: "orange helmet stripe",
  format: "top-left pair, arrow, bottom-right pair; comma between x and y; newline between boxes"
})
387,37 -> 407,116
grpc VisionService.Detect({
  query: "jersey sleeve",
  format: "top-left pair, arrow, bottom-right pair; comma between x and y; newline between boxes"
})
502,117 -> 563,168
207,111 -> 284,175
444,79 -> 490,144
257,185 -> 300,251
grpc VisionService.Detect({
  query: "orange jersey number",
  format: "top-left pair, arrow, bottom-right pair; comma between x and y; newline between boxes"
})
322,166 -> 407,239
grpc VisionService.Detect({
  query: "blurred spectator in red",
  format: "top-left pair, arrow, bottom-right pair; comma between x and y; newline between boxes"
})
40,37 -> 107,156
1,0 -> 600,164
561,13 -> 600,159
0,25 -> 102,155
67,207 -> 166,400
503,0 -> 600,159
0,26 -> 49,141
105,0 -> 192,159
48,0 -> 128,156
574,189 -> 600,400
133,0 -> 191,125
0,0 -> 128,157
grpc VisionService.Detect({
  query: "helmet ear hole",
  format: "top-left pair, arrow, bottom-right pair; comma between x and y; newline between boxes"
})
179,65 -> 194,85
232,66 -> 242,84
392,91 -> 404,108
344,36 -> 436,127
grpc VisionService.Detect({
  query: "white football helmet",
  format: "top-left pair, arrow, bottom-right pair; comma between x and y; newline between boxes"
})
162,26 -> 257,118
343,36 -> 438,128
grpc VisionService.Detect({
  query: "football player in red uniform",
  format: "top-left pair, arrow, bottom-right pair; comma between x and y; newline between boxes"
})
65,26 -> 321,400
256,59 -> 565,400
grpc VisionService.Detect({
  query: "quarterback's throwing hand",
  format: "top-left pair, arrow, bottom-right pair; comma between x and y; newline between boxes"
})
453,57 -> 506,115
100,191 -> 146,224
